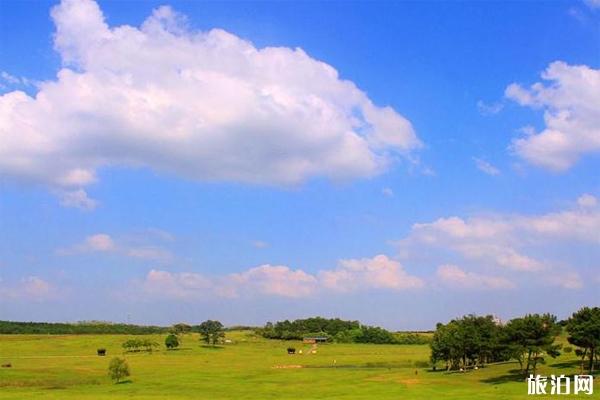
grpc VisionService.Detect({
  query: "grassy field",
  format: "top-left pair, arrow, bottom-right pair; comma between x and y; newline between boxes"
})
0,331 -> 594,399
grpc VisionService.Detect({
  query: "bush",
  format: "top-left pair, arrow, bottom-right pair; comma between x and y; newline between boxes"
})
108,357 -> 130,383
165,334 -> 179,350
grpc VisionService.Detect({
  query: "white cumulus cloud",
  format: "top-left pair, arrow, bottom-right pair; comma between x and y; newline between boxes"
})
134,254 -> 423,300
473,157 -> 501,176
436,264 -> 516,290
0,0 -> 421,203
319,255 -> 424,292
57,232 -> 173,262
397,194 -> 599,289
506,61 -> 600,171
0,276 -> 56,301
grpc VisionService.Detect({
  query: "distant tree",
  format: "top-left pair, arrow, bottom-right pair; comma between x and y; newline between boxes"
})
356,326 -> 397,344
197,320 -> 224,346
566,307 -> 600,373
502,314 -> 561,377
333,328 -> 363,343
122,338 -> 159,353
171,323 -> 192,336
165,334 -> 180,350
108,357 -> 130,383
140,339 -> 159,353
122,339 -> 142,352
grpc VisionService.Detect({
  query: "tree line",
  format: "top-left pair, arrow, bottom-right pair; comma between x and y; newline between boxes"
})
259,317 -> 430,345
430,307 -> 600,375
0,320 -> 168,335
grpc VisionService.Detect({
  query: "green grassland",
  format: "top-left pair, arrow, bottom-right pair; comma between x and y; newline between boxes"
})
0,331 -> 594,399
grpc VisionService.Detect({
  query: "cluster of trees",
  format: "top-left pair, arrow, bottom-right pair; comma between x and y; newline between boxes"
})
0,320 -> 167,335
431,315 -> 510,372
122,338 -> 159,353
260,317 -> 429,345
430,307 -> 600,376
260,317 -> 360,340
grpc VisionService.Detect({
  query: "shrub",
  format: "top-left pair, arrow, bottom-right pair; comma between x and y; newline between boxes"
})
108,357 -> 130,383
165,334 -> 179,350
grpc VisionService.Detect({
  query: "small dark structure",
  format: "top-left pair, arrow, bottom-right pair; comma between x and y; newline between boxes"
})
1,363 -> 11,368
97,348 -> 107,356
302,336 -> 328,344
287,347 -> 296,354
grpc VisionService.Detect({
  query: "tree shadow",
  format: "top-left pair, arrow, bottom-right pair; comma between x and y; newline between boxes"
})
480,370 -> 524,385
200,345 -> 225,350
549,360 -> 580,369
116,380 -> 133,385
425,368 -> 447,374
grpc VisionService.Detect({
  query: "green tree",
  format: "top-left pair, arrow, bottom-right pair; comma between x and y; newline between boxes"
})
108,357 -> 130,383
503,314 -> 561,377
197,320 -> 224,346
566,306 -> 600,373
430,315 -> 503,371
171,323 -> 192,336
165,334 -> 180,350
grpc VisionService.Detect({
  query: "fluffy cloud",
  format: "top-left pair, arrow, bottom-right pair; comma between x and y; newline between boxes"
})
0,0 -> 421,203
319,255 -> 424,292
584,0 -> 600,9
135,254 -> 423,300
436,265 -> 516,290
476,100 -> 503,116
142,269 -> 212,300
0,276 -> 55,300
58,233 -> 115,254
226,265 -> 318,298
58,189 -> 98,210
506,62 -> 600,171
381,187 -> 394,197
473,157 -> 500,176
398,194 -> 600,288
58,232 -> 173,262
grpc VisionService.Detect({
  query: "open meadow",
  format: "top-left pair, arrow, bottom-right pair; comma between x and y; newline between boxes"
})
0,331 -> 591,399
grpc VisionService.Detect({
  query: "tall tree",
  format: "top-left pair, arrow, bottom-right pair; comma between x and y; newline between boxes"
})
503,314 -> 561,377
566,307 -> 600,373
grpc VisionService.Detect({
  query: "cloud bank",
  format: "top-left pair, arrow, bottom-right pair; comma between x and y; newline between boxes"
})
137,254 -> 423,300
0,0 -> 421,207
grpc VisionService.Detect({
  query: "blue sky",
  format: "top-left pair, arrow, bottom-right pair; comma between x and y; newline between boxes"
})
0,0 -> 599,330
